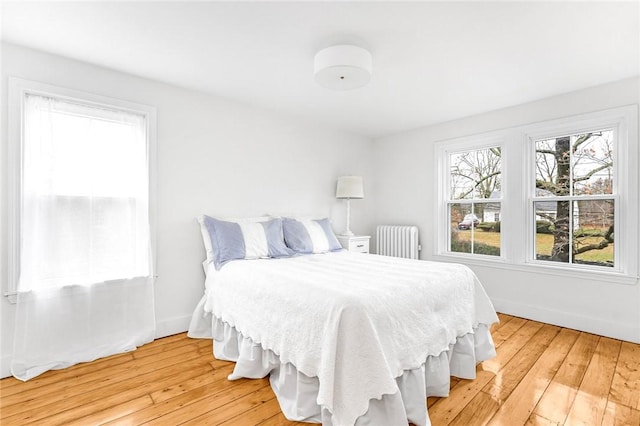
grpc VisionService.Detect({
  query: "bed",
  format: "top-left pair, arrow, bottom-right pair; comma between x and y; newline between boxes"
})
188,221 -> 498,426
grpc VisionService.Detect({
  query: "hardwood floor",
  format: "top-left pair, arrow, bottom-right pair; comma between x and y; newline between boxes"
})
1,313 -> 639,425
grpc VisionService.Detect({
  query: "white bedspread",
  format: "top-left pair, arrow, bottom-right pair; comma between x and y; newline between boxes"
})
197,251 -> 498,426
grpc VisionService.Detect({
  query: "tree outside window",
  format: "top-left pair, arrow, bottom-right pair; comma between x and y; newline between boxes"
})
533,130 -> 615,267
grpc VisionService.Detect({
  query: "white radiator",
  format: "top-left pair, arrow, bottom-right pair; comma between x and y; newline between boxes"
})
376,225 -> 420,259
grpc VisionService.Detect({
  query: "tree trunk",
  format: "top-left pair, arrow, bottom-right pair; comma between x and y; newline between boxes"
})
551,136 -> 571,262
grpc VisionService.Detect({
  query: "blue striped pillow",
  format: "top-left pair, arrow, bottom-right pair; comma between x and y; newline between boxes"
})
282,218 -> 342,254
203,216 -> 294,270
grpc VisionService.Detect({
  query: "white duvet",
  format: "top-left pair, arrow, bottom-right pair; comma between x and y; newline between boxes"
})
196,251 -> 498,426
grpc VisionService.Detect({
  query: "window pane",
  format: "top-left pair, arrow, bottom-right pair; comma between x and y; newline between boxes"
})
449,203 -> 500,256
573,200 -> 614,267
450,203 -> 472,254
535,137 -> 570,196
535,200 -> 570,263
450,147 -> 501,200
572,131 -> 613,196
38,197 -> 139,282
535,199 -> 615,268
535,130 -> 614,197
475,202 -> 501,256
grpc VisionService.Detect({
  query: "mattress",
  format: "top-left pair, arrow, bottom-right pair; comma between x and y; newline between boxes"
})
189,251 -> 498,425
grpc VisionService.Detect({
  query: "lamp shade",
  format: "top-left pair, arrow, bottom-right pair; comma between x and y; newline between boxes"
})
336,176 -> 364,199
314,45 -> 372,90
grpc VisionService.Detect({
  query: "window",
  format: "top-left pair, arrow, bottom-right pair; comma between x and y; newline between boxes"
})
448,146 -> 502,257
436,133 -> 505,259
8,79 -> 156,296
532,131 -> 615,268
436,106 -> 638,283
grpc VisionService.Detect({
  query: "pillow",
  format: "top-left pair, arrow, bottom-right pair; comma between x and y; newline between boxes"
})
198,215 -> 270,262
282,218 -> 342,254
202,216 -> 293,270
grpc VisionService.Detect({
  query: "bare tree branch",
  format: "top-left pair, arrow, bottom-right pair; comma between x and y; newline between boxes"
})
573,225 -> 613,254
574,240 -> 610,254
536,212 -> 556,222
572,133 -> 594,152
572,162 -> 613,183
535,180 -> 566,195
457,171 -> 501,199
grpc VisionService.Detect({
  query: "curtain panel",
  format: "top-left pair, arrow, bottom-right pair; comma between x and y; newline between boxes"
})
11,93 -> 155,381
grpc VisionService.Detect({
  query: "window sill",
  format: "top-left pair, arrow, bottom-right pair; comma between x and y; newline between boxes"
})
431,253 -> 639,286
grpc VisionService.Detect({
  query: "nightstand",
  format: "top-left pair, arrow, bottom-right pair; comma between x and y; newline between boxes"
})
337,235 -> 371,254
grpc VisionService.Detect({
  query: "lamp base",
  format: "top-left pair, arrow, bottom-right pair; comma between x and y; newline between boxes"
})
340,230 -> 355,237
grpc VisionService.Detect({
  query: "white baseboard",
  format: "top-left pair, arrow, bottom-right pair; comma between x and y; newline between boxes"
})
155,314 -> 192,339
491,297 -> 640,344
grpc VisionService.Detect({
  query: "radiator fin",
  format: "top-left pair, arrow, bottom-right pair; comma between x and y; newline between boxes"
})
376,225 -> 420,259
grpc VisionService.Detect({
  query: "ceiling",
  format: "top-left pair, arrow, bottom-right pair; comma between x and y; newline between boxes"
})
2,1 -> 639,138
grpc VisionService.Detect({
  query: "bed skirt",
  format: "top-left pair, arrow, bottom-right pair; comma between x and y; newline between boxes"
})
209,316 -> 496,426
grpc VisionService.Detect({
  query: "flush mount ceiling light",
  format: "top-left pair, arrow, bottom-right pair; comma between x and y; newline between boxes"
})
314,45 -> 372,90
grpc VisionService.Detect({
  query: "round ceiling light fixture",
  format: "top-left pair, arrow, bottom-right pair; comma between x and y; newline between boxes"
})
313,45 -> 372,90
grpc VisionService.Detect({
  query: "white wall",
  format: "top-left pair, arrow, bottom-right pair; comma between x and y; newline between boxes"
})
372,76 -> 640,344
0,43 -> 375,377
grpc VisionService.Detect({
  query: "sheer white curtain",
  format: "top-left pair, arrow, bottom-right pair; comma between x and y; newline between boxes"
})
11,93 -> 155,381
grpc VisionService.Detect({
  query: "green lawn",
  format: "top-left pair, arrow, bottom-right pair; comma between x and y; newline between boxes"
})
455,229 -> 613,264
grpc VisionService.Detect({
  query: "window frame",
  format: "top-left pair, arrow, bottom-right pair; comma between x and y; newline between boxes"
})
6,78 -> 158,302
436,131 -> 507,262
435,105 -> 638,285
522,108 -> 634,277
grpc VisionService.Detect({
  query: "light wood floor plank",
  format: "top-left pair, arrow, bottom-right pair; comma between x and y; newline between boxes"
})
491,314 -> 514,334
487,328 -> 579,425
448,390 -> 500,426
480,320 -> 545,374
525,413 -> 560,425
180,386 -> 278,425
0,331 -> 189,396
564,337 -> 622,425
219,395 -> 285,425
496,312 -> 510,322
119,377 -> 268,425
64,395 -> 155,426
602,400 -> 640,426
533,332 -> 600,424
448,324 -> 561,426
149,362 -> 234,404
491,316 -> 528,347
609,341 -> 640,410
482,324 -> 560,401
1,345 -> 209,423
3,360 -> 213,424
1,355 -> 212,419
1,317 -> 638,426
